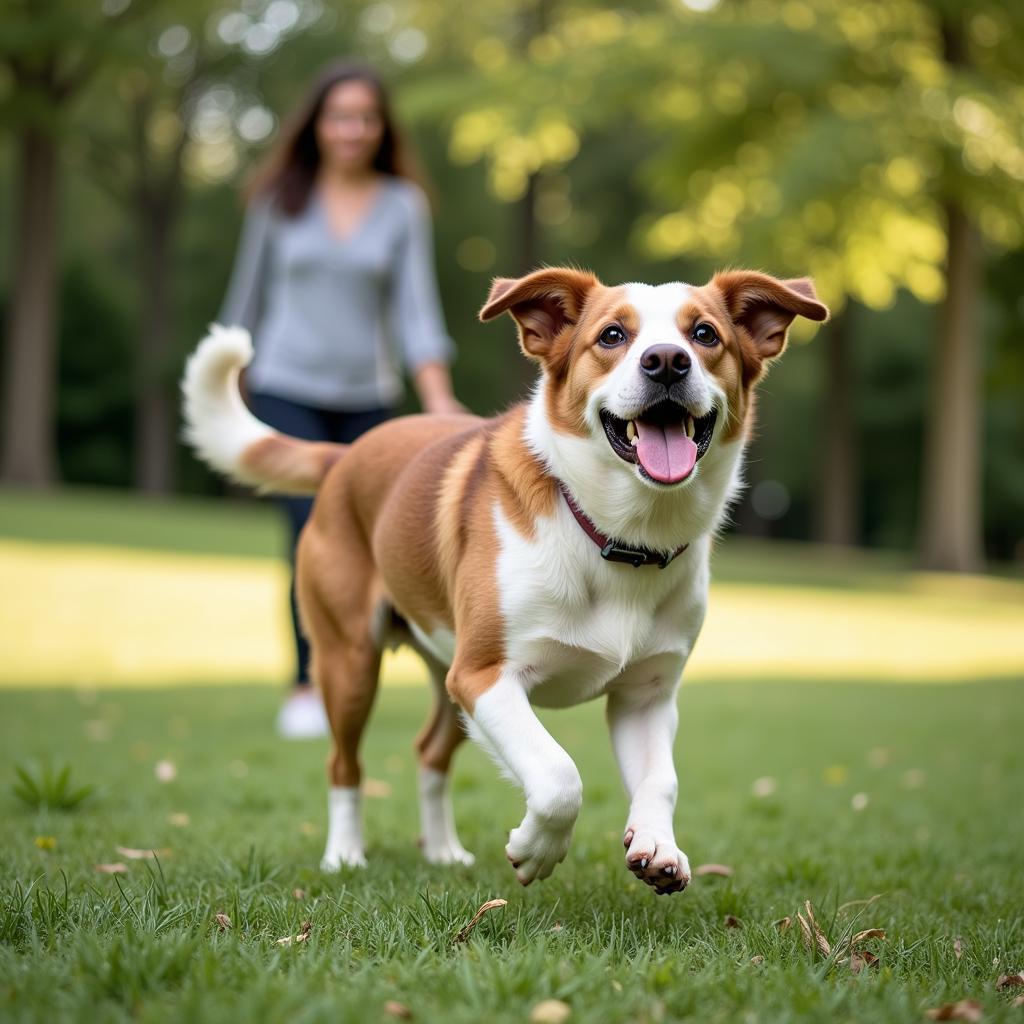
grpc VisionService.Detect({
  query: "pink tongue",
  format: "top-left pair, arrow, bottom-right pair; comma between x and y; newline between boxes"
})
635,420 -> 698,483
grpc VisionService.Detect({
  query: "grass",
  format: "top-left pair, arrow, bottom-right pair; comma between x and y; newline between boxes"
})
2,680 -> 1023,1023
1,485 -> 1023,1021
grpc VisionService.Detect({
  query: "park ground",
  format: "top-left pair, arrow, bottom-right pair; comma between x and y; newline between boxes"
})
1,486 -> 1023,1023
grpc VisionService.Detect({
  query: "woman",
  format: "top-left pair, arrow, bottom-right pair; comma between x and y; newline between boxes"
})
219,60 -> 463,738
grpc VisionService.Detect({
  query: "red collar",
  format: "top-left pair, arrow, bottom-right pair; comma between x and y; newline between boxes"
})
558,483 -> 688,569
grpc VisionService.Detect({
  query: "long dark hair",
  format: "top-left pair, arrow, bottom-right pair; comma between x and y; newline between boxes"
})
245,60 -> 421,216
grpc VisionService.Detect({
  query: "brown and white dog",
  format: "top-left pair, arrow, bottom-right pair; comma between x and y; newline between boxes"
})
182,268 -> 827,894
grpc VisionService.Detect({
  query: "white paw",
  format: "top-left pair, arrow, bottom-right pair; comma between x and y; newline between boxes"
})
422,840 -> 476,867
320,845 -> 367,871
623,827 -> 690,895
505,814 -> 574,885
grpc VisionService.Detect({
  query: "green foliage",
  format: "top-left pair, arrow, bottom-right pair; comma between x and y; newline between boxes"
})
11,761 -> 95,812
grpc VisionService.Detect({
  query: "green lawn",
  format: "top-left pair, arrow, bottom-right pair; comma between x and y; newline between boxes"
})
2,680 -> 1023,1023
1,486 -> 1022,1022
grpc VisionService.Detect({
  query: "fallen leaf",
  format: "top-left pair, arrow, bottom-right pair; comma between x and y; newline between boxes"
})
94,862 -> 128,874
925,1000 -> 983,1022
454,898 -> 508,943
530,999 -> 572,1024
34,836 -> 57,850
115,846 -> 171,860
847,951 -> 879,973
154,760 -> 177,783
797,901 -> 831,957
297,920 -> 312,942
363,778 -> 392,799
167,812 -> 190,827
996,973 -> 1024,990
954,937 -> 964,960
292,888 -> 307,900
752,777 -> 777,798
852,929 -> 887,945
695,863 -> 734,877
214,913 -> 232,931
774,916 -> 792,932
724,914 -> 742,928
610,980 -> 622,992
750,955 -> 765,966
384,1002 -> 412,1020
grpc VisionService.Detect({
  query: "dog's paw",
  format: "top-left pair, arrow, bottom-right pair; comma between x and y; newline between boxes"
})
320,845 -> 367,871
505,816 -> 573,885
422,839 -> 476,867
623,827 -> 690,895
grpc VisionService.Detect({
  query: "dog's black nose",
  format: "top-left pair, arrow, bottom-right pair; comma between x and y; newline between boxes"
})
639,344 -> 690,386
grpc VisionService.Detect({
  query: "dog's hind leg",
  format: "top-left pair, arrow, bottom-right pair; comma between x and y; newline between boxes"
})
298,525 -> 382,872
414,654 -> 473,865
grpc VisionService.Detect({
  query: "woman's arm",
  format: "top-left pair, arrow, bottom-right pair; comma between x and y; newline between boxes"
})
219,197 -> 273,333
392,185 -> 466,415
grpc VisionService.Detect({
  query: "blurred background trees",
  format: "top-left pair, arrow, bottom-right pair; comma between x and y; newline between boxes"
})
1,0 -> 1021,569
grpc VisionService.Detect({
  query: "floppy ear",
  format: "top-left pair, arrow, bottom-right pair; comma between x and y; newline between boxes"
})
479,267 -> 599,360
712,271 -> 829,363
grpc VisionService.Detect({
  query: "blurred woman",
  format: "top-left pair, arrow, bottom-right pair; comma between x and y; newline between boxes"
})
219,60 -> 462,738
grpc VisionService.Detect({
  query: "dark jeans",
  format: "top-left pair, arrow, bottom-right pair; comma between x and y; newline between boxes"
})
247,390 -> 392,687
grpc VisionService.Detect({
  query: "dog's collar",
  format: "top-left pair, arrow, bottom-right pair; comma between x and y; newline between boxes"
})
558,483 -> 688,569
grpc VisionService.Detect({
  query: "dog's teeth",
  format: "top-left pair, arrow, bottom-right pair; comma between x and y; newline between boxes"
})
626,420 -> 637,442
685,416 -> 694,439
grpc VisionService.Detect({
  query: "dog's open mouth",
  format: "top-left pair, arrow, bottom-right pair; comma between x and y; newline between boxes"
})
600,400 -> 717,485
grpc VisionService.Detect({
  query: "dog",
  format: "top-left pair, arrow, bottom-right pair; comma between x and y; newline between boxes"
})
182,267 -> 827,893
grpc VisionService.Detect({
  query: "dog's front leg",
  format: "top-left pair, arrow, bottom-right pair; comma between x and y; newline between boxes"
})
607,674 -> 690,895
455,669 -> 582,886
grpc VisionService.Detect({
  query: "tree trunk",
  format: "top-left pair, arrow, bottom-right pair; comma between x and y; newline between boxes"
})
133,201 -> 177,494
814,308 -> 858,545
1,127 -> 59,485
918,202 -> 983,572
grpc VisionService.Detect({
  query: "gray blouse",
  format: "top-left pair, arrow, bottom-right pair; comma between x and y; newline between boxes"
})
219,177 -> 455,410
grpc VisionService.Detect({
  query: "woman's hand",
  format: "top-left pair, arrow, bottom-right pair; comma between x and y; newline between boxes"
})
413,362 -> 469,416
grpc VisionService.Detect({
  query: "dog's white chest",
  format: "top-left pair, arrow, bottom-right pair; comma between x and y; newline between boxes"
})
493,504 -> 707,706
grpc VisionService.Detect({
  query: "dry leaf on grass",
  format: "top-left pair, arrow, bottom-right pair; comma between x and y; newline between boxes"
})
363,778 -> 392,798
996,973 -> 1024,990
774,917 -> 792,932
276,920 -> 312,946
797,901 -> 831,957
94,863 -> 128,874
167,813 -> 190,827
954,937 -> 964,960
530,999 -> 572,1024
724,915 -> 742,928
925,999 -> 983,1022
848,951 -> 880,974
852,929 -> 887,945
454,898 -> 508,943
750,955 -> 765,966
384,1001 -> 412,1019
292,888 -> 307,900
695,863 -> 734,877
214,913 -> 232,931
115,846 -> 171,860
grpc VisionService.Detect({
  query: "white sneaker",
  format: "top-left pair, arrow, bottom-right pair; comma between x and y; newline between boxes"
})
276,688 -> 330,739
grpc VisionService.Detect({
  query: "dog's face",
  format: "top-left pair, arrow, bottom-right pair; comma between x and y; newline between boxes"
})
480,269 -> 828,492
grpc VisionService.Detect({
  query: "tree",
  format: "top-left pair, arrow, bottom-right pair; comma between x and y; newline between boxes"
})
0,0 -> 144,485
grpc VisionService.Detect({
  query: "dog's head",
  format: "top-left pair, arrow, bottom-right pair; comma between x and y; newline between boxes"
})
480,268 -> 828,544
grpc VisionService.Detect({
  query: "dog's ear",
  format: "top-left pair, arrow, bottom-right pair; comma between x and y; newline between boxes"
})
479,267 -> 599,360
712,271 -> 829,366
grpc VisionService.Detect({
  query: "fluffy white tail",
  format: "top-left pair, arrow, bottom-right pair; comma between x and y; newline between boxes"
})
180,325 -> 344,495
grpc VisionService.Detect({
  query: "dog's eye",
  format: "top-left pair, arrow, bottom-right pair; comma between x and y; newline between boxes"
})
692,323 -> 719,347
598,325 -> 628,348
